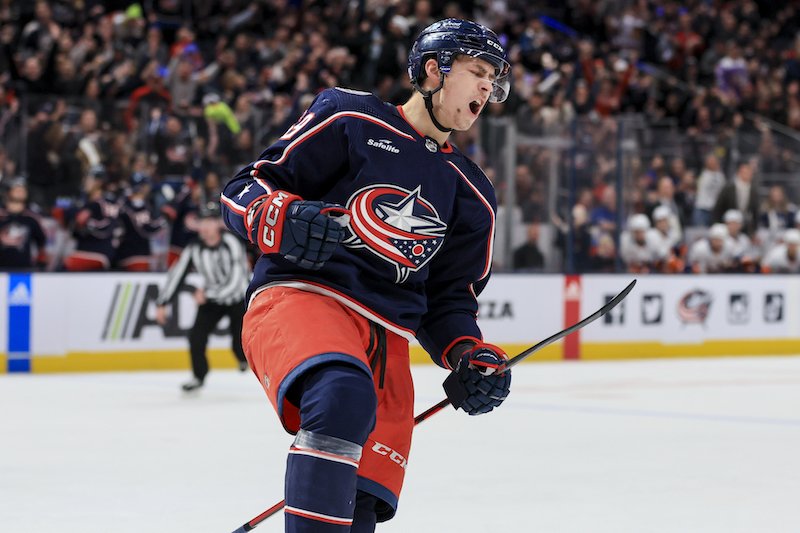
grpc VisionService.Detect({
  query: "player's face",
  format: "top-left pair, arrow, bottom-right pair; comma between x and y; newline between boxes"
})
5,187 -> 27,214
438,56 -> 496,130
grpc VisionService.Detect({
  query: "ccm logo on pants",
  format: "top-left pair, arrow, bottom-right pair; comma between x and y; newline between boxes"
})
371,442 -> 407,469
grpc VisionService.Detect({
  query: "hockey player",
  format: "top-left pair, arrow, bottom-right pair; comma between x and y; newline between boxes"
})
687,223 -> 737,273
155,204 -> 251,391
220,19 -> 513,532
114,172 -> 168,271
651,205 -> 685,273
0,181 -> 47,270
619,213 -> 668,273
723,209 -> 753,257
160,177 -> 201,267
62,167 -> 120,271
761,228 -> 800,273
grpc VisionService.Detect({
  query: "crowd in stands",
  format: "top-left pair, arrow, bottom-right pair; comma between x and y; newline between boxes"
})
2,0 -> 800,274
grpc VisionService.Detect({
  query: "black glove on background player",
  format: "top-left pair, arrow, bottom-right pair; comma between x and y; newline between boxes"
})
245,191 -> 348,270
443,342 -> 511,415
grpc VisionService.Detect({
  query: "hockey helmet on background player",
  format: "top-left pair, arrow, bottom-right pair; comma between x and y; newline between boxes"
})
407,19 -> 512,104
129,172 -> 152,194
628,213 -> 651,231
198,201 -> 222,219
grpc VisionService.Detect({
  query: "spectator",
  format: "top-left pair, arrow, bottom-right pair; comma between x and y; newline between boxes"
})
0,180 -> 47,270
152,115 -> 192,178
203,92 -> 241,163
114,172 -> 167,271
0,145 -> 16,191
124,62 -> 173,133
686,223 -> 737,273
759,185 -> 796,233
553,203 -> 593,273
761,228 -> 800,273
62,167 -> 119,271
591,233 -> 617,273
2,16 -> 60,99
26,101 -> 82,211
645,176 -> 683,242
74,109 -> 108,176
590,186 -> 617,239
512,223 -> 545,270
134,24 -> 169,67
693,154 -> 726,227
674,169 -> 696,229
712,161 -> 759,236
166,51 -> 201,116
715,41 -> 749,103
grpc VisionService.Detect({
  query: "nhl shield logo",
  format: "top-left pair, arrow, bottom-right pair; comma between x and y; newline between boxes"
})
424,137 -> 439,153
344,184 -> 448,283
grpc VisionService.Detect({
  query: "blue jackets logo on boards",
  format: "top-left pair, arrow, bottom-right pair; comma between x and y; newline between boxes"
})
677,289 -> 713,324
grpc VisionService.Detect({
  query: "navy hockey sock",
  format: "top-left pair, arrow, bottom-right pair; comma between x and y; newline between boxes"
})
285,364 -> 378,533
350,491 -> 379,533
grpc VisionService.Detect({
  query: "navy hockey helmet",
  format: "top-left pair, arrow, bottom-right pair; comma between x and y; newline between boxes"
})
408,19 -> 511,104
129,172 -> 152,192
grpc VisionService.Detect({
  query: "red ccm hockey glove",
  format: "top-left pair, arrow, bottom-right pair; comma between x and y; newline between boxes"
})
443,342 -> 511,415
245,191 -> 349,270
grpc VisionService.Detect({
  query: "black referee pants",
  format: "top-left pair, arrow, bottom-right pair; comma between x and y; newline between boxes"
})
188,299 -> 246,381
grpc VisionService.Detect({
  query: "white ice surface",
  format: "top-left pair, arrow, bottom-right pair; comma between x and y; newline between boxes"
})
2,356 -> 800,533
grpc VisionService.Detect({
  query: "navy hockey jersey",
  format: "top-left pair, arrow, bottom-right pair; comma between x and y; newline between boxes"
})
0,208 -> 47,269
72,195 -> 120,262
221,88 -> 497,366
115,196 -> 167,264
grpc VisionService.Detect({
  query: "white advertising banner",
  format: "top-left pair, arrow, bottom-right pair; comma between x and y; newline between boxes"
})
580,274 -> 800,343
3,272 -> 800,372
30,272 -> 233,357
475,274 -> 563,345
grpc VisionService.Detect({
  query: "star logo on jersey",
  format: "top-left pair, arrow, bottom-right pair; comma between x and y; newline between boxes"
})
344,185 -> 447,283
237,183 -> 253,199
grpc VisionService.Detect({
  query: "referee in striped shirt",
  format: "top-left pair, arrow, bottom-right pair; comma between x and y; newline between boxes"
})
156,203 -> 251,391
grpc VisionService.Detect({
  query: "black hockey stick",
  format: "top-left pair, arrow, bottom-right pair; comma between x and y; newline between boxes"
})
230,279 -> 636,533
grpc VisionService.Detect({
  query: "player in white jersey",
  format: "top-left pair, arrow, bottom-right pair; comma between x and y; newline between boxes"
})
619,213 -> 668,273
761,228 -> 800,273
687,223 -> 737,273
650,205 -> 686,272
651,205 -> 681,251
723,209 -> 753,257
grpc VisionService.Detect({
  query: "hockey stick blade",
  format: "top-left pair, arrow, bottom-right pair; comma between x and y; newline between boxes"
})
230,279 -> 635,532
499,278 -> 636,372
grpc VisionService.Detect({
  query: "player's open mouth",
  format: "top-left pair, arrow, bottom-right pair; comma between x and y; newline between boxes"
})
469,100 -> 482,115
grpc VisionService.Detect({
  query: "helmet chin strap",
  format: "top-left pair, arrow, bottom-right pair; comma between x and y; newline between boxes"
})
416,75 -> 452,133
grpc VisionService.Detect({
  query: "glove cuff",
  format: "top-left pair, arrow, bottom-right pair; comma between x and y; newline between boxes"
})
467,342 -> 508,361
